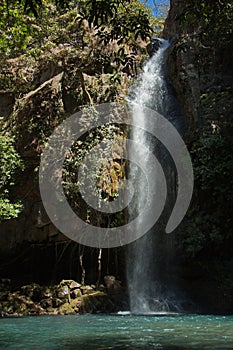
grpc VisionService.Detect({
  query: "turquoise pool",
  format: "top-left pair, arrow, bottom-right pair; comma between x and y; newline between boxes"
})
0,314 -> 233,349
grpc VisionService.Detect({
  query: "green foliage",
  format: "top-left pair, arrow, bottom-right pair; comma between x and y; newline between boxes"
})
80,0 -> 126,27
0,0 -> 154,71
192,123 -> 233,200
80,0 -> 153,43
179,0 -> 233,46
180,121 -> 233,257
62,114 -> 127,228
0,0 -> 155,222
0,1 -> 77,57
0,1 -> 33,56
76,0 -> 154,76
0,135 -> 24,220
62,121 -> 126,204
0,198 -> 23,220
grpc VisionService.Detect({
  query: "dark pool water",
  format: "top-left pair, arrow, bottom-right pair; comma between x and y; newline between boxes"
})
0,314 -> 233,349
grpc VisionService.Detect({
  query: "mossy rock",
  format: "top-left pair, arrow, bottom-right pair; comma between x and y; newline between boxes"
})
21,283 -> 43,302
58,302 -> 76,315
59,279 -> 81,289
79,291 -> 114,314
80,285 -> 94,295
70,289 -> 82,299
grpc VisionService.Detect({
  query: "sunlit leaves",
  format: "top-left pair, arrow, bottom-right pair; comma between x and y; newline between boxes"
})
79,0 -> 153,43
0,135 -> 24,220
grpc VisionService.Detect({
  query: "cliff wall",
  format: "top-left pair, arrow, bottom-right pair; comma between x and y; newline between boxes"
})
163,0 -> 233,314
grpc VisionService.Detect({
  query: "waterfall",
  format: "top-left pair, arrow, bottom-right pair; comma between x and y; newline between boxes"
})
130,39 -> 169,113
126,38 -> 184,314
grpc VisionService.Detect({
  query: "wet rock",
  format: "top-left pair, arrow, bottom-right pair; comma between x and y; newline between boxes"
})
5,304 -> 14,315
80,285 -> 94,295
70,288 -> 82,299
59,279 -> 81,299
4,292 -> 45,316
57,285 -> 69,299
79,292 -> 115,314
28,304 -> 44,316
21,283 -> 43,302
52,298 -> 63,308
21,284 -> 35,298
40,298 -> 53,309
147,38 -> 162,57
0,279 -> 125,317
104,275 -> 125,310
104,275 -> 121,294
58,302 -> 76,315
60,279 -> 78,288
69,297 -> 81,313
42,287 -> 53,299
70,281 -> 81,290
98,284 -> 106,292
47,308 -> 58,315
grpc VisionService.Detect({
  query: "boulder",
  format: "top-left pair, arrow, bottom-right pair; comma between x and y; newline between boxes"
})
21,283 -> 43,302
104,275 -> 122,294
42,288 -> 53,299
80,285 -> 94,295
60,279 -> 81,290
40,298 -> 53,309
146,38 -> 162,57
79,292 -> 115,314
57,285 -> 69,299
70,288 -> 82,299
58,302 -> 76,315
70,281 -> 81,290
52,298 -> 63,308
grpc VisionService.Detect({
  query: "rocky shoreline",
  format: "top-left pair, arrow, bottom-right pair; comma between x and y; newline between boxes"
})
0,277 -> 126,317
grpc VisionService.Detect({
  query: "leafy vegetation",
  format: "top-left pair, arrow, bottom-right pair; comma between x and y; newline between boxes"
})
0,0 -> 159,222
180,121 -> 233,258
0,0 -> 159,58
62,119 -> 127,228
79,0 -> 153,42
0,135 -> 24,220
179,0 -> 233,46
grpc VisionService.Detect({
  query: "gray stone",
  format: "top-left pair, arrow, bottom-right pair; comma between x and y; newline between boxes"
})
80,285 -> 94,295
70,281 -> 81,290
57,285 -> 69,299
147,38 -> 162,57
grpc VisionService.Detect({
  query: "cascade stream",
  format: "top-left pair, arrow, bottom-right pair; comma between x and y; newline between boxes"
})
127,38 -> 184,314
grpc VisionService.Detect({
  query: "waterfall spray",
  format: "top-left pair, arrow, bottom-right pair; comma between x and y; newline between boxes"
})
126,39 -> 184,314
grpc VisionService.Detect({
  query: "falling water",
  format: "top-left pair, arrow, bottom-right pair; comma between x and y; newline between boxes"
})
127,38 -> 184,314
130,39 -> 170,113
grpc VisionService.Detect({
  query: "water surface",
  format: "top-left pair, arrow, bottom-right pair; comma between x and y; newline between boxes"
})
0,314 -> 233,349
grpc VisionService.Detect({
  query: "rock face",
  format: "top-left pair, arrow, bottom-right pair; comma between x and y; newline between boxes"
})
163,0 -> 184,40
162,0 -> 233,314
163,0 -> 233,137
164,36 -> 201,135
